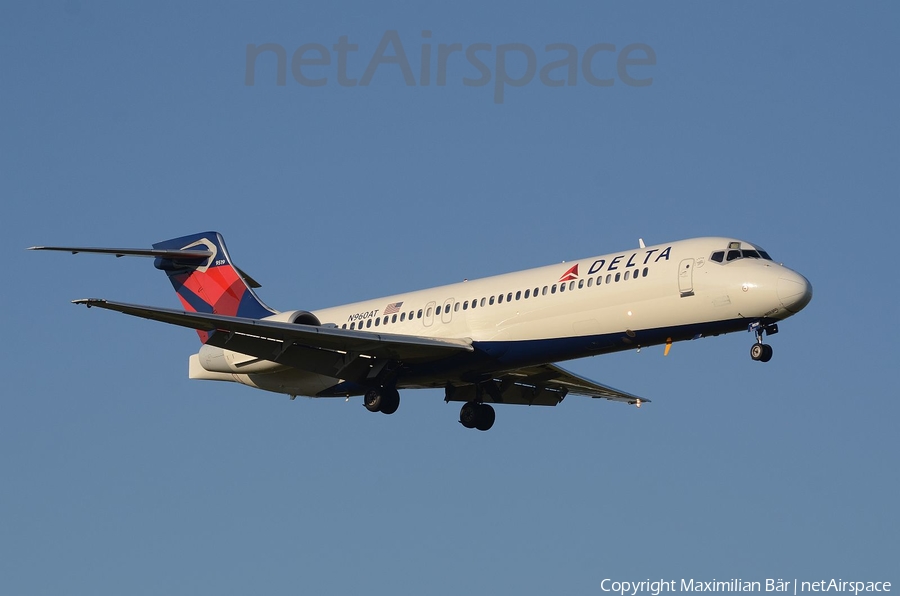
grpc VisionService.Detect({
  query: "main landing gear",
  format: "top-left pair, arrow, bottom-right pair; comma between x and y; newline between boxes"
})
459,401 -> 495,432
363,386 -> 400,415
363,388 -> 496,431
749,322 -> 778,363
750,342 -> 773,362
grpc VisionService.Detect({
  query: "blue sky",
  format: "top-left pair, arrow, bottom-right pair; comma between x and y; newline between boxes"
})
2,2 -> 897,595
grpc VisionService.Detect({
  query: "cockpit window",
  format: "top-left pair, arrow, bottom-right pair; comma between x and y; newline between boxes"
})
711,245 -> 774,264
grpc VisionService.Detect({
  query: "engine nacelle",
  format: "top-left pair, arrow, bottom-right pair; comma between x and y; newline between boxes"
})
197,309 -> 321,374
261,310 -> 321,326
197,344 -> 289,374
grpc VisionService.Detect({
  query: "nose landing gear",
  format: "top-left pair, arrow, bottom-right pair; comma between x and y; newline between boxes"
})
750,342 -> 773,362
749,322 -> 778,362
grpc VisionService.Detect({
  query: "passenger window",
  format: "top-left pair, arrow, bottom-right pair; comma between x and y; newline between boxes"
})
427,307 -> 433,317
498,294 -> 504,304
524,289 -> 530,299
569,281 -> 575,291
578,279 -> 584,289
489,296 -> 495,305
417,309 -> 423,319
463,300 -> 468,310
587,278 -> 593,288
534,287 -> 540,296
542,286 -> 548,296
559,283 -> 565,293
392,314 -> 397,323
480,298 -> 486,307
711,251 -> 724,263
454,302 -> 460,312
375,318 -> 380,326
615,273 -> 621,282
606,274 -> 611,284
643,267 -> 648,277
507,292 -> 513,302
551,284 -> 557,294
366,319 -> 372,328
625,271 -> 631,281
400,312 -> 406,322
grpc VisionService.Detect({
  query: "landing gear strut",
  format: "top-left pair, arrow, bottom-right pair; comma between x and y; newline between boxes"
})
459,401 -> 495,431
363,387 -> 400,415
749,322 -> 777,363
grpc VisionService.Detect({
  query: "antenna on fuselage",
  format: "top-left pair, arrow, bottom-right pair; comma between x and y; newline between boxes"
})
639,238 -> 646,248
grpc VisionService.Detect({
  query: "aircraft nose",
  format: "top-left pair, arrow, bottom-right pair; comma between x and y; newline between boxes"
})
777,271 -> 813,313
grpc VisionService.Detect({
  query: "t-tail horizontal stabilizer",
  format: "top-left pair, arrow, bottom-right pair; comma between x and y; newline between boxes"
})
28,246 -> 213,260
30,232 -> 273,343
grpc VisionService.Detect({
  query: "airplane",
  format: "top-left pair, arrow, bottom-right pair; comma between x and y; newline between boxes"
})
30,232 -> 812,431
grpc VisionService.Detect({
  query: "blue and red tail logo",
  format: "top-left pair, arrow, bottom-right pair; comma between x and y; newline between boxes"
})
153,232 -> 274,342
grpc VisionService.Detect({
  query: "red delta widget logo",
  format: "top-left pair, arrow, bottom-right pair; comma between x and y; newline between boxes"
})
558,246 -> 673,282
558,264 -> 579,282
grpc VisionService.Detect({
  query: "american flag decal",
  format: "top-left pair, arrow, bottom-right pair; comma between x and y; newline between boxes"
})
384,301 -> 403,315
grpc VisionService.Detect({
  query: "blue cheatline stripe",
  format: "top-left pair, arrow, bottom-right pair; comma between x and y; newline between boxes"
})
476,317 -> 752,365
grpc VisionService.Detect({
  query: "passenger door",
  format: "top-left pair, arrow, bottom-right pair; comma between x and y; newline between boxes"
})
678,258 -> 695,297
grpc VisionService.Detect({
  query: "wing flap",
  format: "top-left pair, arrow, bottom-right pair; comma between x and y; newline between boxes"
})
444,363 -> 648,407
508,363 -> 649,404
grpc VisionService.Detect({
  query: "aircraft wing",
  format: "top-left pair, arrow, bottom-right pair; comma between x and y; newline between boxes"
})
443,363 -> 649,407
72,299 -> 473,362
71,299 -> 645,406
504,363 -> 649,404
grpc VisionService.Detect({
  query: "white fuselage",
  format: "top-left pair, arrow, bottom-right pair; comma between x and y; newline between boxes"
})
192,237 -> 811,397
